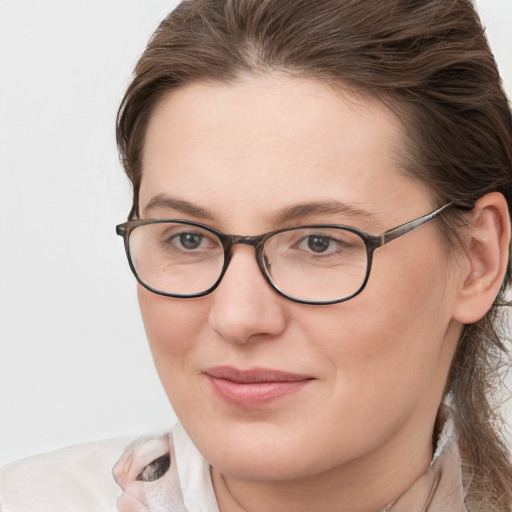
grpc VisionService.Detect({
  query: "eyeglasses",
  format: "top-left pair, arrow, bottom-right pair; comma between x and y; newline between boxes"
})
116,203 -> 452,305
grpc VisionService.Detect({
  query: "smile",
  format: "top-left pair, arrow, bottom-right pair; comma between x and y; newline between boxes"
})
205,366 -> 315,408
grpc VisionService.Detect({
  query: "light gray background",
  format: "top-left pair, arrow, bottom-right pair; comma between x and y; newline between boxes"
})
1,0 -> 511,467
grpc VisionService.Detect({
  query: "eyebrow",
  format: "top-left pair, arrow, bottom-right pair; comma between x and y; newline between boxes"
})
143,194 -> 379,226
273,201 -> 379,225
143,194 -> 215,220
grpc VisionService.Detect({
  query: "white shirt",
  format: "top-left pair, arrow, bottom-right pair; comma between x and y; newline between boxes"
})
0,424 -> 218,512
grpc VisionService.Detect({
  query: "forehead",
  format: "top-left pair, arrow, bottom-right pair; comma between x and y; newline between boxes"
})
140,75 -> 430,229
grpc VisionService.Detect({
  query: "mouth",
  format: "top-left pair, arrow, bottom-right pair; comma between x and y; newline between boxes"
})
204,366 -> 315,408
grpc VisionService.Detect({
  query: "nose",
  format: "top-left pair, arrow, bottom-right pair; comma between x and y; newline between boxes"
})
208,245 -> 288,344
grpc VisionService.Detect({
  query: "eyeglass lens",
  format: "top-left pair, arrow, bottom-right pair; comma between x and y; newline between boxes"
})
128,222 -> 369,302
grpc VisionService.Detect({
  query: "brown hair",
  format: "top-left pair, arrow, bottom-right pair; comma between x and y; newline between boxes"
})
117,1 -> 512,509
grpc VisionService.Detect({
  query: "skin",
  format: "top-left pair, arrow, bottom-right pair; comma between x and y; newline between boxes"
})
136,75 -> 507,512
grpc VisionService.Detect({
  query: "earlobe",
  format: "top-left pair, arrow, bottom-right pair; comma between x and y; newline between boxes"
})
453,192 -> 510,324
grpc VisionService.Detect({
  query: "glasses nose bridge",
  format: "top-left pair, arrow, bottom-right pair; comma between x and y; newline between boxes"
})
222,233 -> 268,279
225,233 -> 265,249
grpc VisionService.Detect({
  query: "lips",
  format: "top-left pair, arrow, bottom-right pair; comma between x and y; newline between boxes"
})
205,366 -> 314,408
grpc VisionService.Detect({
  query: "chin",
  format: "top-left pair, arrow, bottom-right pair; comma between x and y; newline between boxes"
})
184,417 -> 338,482
210,449 -> 319,482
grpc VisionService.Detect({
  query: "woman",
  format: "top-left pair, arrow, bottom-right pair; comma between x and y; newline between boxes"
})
1,0 -> 511,511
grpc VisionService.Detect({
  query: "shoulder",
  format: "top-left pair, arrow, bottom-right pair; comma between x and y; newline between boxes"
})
0,426 -> 219,512
0,436 -> 134,512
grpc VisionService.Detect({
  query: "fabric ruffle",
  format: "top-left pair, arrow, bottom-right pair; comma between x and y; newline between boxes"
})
113,434 -> 187,512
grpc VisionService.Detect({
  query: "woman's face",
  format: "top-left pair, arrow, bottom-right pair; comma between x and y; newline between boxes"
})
137,75 -> 463,482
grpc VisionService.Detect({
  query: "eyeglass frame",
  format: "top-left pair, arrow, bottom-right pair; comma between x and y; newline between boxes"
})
116,202 -> 453,305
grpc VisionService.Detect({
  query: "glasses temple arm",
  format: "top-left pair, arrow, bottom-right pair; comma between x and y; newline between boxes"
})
378,203 -> 454,246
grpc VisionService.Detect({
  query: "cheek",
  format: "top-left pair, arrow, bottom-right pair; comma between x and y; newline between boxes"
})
137,286 -> 208,371
137,287 -> 218,424
307,242 -> 457,400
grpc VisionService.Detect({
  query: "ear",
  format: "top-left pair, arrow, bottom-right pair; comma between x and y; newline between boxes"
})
453,192 -> 511,324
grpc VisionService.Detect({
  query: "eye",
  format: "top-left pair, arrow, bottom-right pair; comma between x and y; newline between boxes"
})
157,226 -> 219,254
297,233 -> 344,255
306,235 -> 332,253
287,228 -> 362,259
178,232 -> 204,250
